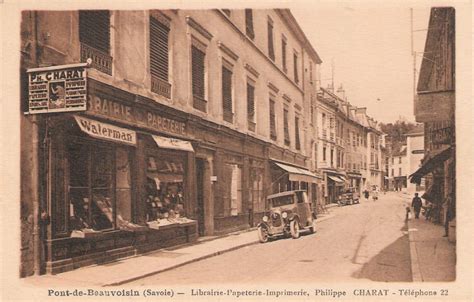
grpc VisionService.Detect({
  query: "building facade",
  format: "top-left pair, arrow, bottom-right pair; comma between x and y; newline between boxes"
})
411,7 -> 455,233
20,9 -> 322,276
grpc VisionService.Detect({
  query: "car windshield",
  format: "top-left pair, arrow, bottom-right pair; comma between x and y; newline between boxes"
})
270,195 -> 293,207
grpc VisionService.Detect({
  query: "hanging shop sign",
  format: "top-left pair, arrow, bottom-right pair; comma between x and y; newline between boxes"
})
74,115 -> 136,146
152,135 -> 194,152
27,63 -> 88,114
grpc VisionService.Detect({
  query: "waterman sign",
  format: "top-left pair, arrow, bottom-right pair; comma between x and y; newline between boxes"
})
27,63 -> 88,114
74,115 -> 136,146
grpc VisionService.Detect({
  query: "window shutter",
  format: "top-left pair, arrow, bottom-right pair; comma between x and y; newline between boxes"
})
284,108 -> 290,145
282,39 -> 287,72
293,53 -> 299,83
247,83 -> 255,121
222,66 -> 233,123
269,99 -> 277,140
79,10 -> 110,54
268,21 -> 275,61
295,116 -> 301,150
150,16 -> 169,82
192,45 -> 206,111
245,9 -> 254,39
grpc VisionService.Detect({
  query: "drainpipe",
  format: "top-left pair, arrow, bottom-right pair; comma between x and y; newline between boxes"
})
31,11 -> 41,276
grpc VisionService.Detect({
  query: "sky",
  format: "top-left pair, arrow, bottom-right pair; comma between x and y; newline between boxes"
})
290,3 -> 431,123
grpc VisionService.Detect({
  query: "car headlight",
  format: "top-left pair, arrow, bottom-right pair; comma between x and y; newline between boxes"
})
282,212 -> 288,219
262,215 -> 269,222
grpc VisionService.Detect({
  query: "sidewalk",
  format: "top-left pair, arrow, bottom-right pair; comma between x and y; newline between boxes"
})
25,211 -> 336,287
407,217 -> 456,282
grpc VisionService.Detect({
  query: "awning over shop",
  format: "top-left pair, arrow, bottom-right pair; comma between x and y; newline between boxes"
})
273,162 -> 321,183
152,135 -> 194,152
409,147 -> 452,184
328,176 -> 344,183
74,115 -> 137,146
338,176 -> 347,182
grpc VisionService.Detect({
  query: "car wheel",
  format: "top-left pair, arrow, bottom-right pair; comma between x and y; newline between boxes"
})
290,220 -> 300,239
257,226 -> 269,243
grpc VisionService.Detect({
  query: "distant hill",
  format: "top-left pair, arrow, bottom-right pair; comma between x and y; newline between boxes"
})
380,120 -> 418,148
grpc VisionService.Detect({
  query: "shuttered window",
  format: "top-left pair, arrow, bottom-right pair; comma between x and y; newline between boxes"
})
282,38 -> 287,72
150,16 -> 169,82
247,82 -> 256,131
269,99 -> 277,140
267,20 -> 275,61
192,45 -> 206,112
293,52 -> 299,84
222,66 -> 233,123
284,108 -> 290,146
79,10 -> 110,54
245,9 -> 255,40
295,116 -> 301,150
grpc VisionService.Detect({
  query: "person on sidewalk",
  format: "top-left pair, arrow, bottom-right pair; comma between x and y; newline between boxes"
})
411,193 -> 423,219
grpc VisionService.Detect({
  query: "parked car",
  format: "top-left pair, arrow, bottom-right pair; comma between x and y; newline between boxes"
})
338,187 -> 360,205
257,190 -> 317,243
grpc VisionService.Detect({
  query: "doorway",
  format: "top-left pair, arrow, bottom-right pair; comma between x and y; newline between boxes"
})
196,158 -> 205,236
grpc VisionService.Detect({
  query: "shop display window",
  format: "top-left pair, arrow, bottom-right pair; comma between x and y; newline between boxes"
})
223,163 -> 242,216
145,153 -> 192,227
68,141 -> 136,234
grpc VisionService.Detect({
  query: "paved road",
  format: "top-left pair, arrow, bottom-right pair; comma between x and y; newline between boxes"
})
130,192 -> 412,285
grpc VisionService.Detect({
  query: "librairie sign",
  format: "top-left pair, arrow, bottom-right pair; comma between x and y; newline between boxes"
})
27,63 -> 88,114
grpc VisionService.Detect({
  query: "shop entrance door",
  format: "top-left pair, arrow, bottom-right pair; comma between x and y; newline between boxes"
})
196,159 -> 205,236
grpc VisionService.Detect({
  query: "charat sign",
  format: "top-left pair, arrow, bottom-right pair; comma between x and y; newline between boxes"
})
27,63 -> 88,114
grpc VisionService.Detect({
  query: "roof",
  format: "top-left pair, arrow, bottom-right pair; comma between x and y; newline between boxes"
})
405,124 -> 424,136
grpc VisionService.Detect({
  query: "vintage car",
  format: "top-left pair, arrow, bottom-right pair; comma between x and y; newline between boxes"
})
338,187 -> 360,205
257,190 -> 317,243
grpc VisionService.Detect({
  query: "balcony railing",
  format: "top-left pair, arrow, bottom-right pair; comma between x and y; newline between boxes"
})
81,43 -> 112,75
151,76 -> 171,99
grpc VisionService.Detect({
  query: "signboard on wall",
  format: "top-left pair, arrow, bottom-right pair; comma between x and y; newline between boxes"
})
27,63 -> 88,114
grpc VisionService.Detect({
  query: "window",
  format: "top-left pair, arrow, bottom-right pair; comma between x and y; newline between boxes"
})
283,108 -> 290,146
357,134 -> 360,146
293,52 -> 299,84
399,167 -> 402,176
330,149 -> 334,166
282,37 -> 287,72
245,9 -> 254,40
322,113 -> 326,128
323,146 -> 326,161
250,168 -> 265,213
309,62 -> 313,83
192,44 -> 206,112
150,14 -> 171,98
295,116 -> 301,150
68,142 -> 133,232
146,152 -> 188,222
247,81 -> 256,131
391,168 -> 394,176
79,10 -> 112,74
223,164 -> 242,216
269,98 -> 277,140
267,18 -> 275,61
222,65 -> 233,123
399,156 -> 402,164
392,157 -> 394,164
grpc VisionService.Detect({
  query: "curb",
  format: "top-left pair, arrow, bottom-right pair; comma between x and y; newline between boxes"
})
407,219 -> 423,282
104,240 -> 260,286
104,212 -> 337,286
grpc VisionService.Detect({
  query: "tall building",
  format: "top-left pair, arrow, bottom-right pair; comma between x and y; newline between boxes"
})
20,9 -> 322,276
411,7 -> 455,232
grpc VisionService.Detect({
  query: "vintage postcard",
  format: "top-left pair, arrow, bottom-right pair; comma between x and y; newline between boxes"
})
1,0 -> 472,301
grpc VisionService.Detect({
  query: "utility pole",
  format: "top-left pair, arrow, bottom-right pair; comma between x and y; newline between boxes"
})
411,8 -> 417,101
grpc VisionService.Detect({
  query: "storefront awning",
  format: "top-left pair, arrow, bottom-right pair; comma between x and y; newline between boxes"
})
74,115 -> 137,146
328,175 -> 344,183
409,147 -> 452,184
273,162 -> 321,183
152,135 -> 194,152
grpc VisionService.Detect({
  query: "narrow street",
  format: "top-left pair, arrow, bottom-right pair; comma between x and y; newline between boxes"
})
130,192 -> 412,285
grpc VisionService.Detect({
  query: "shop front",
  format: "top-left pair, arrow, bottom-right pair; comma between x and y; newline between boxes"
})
347,172 -> 362,195
42,79 -> 200,274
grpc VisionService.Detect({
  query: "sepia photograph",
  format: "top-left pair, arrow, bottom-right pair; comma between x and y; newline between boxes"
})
1,0 -> 472,301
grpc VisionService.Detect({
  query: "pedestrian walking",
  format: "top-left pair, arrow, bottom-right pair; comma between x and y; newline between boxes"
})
363,189 -> 369,201
411,193 -> 423,219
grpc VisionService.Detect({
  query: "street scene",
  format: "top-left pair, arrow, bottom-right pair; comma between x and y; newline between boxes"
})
6,1 -> 465,300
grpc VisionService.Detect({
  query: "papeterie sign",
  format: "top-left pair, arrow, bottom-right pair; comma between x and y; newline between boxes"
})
27,63 -> 88,114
